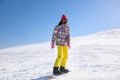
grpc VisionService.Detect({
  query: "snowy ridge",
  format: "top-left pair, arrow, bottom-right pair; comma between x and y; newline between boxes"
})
87,27 -> 120,38
0,27 -> 120,80
72,27 -> 120,46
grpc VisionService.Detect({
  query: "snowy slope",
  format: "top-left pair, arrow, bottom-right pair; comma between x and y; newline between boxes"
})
0,27 -> 120,80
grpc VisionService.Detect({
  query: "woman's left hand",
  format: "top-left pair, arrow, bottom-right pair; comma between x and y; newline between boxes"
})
67,43 -> 70,49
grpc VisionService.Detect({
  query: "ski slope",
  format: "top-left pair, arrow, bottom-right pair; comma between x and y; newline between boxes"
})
0,27 -> 120,80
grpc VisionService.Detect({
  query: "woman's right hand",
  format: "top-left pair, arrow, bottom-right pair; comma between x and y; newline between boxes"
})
51,43 -> 55,49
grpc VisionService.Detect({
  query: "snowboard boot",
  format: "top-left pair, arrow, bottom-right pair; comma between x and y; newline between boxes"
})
53,67 -> 62,75
60,66 -> 69,73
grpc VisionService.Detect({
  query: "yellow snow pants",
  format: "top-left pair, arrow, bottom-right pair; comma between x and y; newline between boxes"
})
54,45 -> 68,67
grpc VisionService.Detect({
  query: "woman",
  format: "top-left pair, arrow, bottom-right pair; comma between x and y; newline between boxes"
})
51,14 -> 70,75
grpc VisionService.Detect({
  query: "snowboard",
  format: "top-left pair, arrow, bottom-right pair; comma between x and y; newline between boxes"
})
46,75 -> 56,80
31,75 -> 56,80
36,71 -> 71,80
46,71 -> 70,80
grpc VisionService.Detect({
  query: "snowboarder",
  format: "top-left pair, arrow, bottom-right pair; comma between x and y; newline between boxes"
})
51,14 -> 70,75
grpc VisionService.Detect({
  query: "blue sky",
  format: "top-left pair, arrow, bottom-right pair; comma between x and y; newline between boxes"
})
0,0 -> 120,49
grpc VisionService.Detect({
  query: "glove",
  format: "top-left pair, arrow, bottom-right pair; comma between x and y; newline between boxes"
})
67,42 -> 70,49
51,43 -> 55,49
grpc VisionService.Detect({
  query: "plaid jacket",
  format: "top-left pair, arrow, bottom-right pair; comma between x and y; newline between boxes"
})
52,24 -> 70,46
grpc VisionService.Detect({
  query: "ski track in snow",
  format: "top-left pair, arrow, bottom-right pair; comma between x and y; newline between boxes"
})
0,28 -> 120,80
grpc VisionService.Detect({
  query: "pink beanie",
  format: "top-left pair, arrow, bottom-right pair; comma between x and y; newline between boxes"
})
61,14 -> 68,20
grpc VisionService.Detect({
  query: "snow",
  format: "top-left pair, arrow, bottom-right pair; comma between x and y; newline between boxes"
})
0,27 -> 120,80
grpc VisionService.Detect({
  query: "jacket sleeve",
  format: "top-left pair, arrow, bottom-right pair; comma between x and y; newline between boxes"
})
66,26 -> 70,44
51,26 -> 58,44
